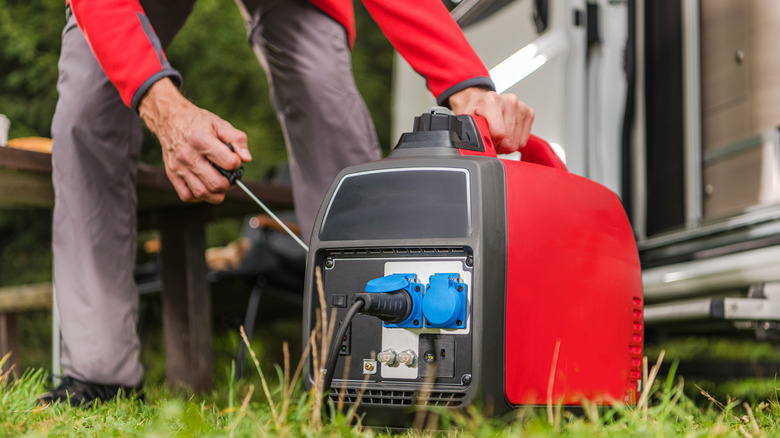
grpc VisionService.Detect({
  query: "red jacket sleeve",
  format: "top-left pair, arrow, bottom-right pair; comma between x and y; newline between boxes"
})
70,0 -> 490,110
69,0 -> 182,111
361,0 -> 495,106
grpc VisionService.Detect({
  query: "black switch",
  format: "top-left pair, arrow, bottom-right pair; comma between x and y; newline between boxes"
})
332,294 -> 347,308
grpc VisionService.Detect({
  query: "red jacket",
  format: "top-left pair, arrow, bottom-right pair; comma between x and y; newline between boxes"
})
68,0 -> 494,111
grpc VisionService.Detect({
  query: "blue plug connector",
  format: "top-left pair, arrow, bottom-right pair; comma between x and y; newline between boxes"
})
364,273 -> 423,328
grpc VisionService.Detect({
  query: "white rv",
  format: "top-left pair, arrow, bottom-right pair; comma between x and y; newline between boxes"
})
393,0 -> 780,336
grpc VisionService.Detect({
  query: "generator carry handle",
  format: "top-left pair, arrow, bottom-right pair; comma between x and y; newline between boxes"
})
468,115 -> 568,172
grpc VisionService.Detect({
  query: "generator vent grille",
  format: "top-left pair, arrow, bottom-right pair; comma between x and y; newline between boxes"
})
417,391 -> 467,406
328,247 -> 467,256
328,388 -> 466,407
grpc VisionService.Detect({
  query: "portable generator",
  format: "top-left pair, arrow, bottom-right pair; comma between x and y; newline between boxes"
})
301,110 -> 643,427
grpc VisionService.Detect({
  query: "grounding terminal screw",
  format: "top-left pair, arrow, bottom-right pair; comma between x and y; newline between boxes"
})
363,359 -> 377,374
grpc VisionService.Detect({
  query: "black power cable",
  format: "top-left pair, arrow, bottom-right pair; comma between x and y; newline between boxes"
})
322,298 -> 364,392
321,289 -> 414,392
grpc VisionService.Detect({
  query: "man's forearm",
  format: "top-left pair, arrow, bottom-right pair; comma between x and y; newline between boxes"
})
448,87 -> 491,115
138,78 -> 191,136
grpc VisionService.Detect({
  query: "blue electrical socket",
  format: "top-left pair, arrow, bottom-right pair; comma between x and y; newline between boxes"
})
422,273 -> 467,329
364,273 -> 423,328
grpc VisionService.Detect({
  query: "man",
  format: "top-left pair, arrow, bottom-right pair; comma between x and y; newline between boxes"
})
40,0 -> 534,405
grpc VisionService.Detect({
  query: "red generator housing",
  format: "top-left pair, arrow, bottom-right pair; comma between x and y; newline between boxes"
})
302,111 -> 643,427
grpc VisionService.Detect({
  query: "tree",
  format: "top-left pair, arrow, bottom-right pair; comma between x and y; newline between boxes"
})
0,0 -> 62,139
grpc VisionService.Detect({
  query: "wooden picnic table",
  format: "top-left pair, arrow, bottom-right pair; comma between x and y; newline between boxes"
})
0,146 -> 294,390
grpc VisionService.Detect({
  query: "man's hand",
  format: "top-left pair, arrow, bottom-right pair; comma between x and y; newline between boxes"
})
138,78 -> 252,204
449,88 -> 535,155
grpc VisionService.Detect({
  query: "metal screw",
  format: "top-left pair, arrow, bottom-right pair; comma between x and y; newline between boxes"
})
735,49 -> 745,65
363,359 -> 377,375
457,285 -> 464,292
461,374 -> 472,385
324,258 -> 334,269
465,256 -> 473,267
415,285 -> 421,292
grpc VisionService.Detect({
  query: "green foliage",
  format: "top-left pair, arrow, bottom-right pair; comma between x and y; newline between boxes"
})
646,336 -> 780,403
352,2 -> 394,152
0,0 -> 62,139
693,377 -> 779,404
646,336 -> 780,362
16,310 -> 52,373
3,347 -> 780,437
0,209 -> 52,286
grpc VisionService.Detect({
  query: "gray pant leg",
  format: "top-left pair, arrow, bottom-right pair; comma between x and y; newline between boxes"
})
52,14 -> 145,386
52,4 -> 194,386
237,0 -> 382,242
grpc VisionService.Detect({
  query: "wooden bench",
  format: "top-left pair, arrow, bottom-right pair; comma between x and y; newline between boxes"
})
0,146 -> 294,390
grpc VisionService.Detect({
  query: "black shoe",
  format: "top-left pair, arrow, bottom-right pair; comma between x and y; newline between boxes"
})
38,376 -> 145,407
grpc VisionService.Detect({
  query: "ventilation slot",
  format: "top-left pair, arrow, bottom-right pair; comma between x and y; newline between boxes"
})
628,295 -> 644,393
417,391 -> 467,407
327,247 -> 466,257
328,389 -> 413,406
327,389 -> 467,407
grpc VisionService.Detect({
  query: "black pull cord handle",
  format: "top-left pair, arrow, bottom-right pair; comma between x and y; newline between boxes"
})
211,142 -> 245,185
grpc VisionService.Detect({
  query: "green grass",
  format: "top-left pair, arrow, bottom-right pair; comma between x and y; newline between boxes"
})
9,282 -> 780,436
646,335 -> 780,403
4,345 -> 780,437
7,296 -> 780,436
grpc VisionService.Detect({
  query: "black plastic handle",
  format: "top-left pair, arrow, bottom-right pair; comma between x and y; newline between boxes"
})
211,142 -> 244,185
